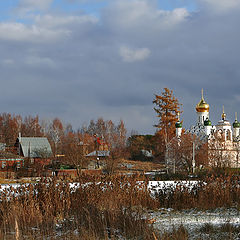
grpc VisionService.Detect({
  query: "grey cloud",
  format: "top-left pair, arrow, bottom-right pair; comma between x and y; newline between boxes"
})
16,0 -> 54,14
119,46 -> 151,62
197,0 -> 240,14
0,0 -> 240,134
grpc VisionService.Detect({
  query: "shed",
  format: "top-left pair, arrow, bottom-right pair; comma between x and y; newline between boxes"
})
16,137 -> 52,158
86,150 -> 110,157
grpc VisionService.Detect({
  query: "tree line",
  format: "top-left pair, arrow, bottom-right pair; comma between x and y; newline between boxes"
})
0,88 -> 218,175
128,88 -> 182,163
0,113 -> 127,157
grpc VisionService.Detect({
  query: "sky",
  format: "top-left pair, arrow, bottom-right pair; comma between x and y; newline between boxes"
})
0,0 -> 240,134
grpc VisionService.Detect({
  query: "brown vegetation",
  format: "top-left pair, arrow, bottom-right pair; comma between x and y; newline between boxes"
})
1,174 -> 240,238
155,174 -> 240,210
0,175 -> 158,239
153,88 -> 182,158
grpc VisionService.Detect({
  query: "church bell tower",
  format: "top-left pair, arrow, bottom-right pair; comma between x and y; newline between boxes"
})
196,89 -> 209,125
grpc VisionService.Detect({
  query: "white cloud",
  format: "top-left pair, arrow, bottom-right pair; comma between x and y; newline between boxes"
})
0,22 -> 70,43
104,0 -> 189,31
17,0 -> 53,14
34,14 -> 98,29
1,0 -> 240,134
119,46 -> 150,62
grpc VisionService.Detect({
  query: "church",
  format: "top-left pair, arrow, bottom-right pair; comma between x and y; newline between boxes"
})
173,90 -> 240,170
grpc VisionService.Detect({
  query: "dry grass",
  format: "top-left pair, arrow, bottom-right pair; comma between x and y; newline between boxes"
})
118,159 -> 164,174
1,174 -> 240,238
154,174 -> 240,210
0,175 -> 159,239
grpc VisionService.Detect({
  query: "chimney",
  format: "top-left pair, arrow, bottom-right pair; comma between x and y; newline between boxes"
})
18,132 -> 21,142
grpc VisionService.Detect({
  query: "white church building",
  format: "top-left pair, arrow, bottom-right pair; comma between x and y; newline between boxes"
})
173,90 -> 240,170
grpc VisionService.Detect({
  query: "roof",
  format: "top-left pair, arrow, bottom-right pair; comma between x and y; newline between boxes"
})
18,137 -> 52,158
0,151 -> 23,159
196,89 -> 209,113
86,150 -> 110,157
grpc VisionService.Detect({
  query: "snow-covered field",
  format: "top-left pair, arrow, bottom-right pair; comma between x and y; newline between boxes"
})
1,181 -> 240,239
0,180 -> 200,193
149,208 -> 240,239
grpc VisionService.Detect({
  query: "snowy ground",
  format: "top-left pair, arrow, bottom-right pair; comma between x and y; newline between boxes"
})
149,208 -> 240,239
0,180 -> 200,194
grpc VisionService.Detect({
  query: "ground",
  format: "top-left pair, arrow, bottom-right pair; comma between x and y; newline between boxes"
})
116,159 -> 164,174
150,208 -> 240,239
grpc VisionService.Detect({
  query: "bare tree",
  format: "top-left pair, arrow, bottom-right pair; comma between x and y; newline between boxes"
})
166,133 -> 204,174
104,147 -> 122,175
48,118 -> 64,156
63,136 -> 88,178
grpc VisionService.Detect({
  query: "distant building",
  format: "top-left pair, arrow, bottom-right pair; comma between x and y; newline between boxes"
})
167,89 -> 240,172
0,151 -> 24,169
86,150 -> 110,158
15,137 -> 52,165
141,149 -> 153,158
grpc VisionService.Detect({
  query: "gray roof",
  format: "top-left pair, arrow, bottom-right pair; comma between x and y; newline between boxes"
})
18,137 -> 52,158
86,150 -> 110,157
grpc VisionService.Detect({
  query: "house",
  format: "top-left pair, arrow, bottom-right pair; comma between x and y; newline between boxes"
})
86,150 -> 110,170
15,136 -> 53,165
0,152 -> 24,170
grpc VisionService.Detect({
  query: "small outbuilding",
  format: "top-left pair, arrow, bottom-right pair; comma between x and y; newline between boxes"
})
86,150 -> 110,158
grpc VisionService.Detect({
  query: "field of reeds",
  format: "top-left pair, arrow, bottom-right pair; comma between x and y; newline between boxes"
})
1,174 -> 240,239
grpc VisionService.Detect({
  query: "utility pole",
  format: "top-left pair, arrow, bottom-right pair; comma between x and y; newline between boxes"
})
192,141 -> 196,174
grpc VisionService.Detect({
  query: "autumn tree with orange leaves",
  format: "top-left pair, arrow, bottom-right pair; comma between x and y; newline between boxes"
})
153,88 -> 182,159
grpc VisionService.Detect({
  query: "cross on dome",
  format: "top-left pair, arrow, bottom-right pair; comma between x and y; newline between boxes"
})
222,105 -> 226,120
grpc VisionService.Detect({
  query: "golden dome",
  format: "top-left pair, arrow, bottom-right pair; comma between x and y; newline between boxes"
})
196,89 -> 209,112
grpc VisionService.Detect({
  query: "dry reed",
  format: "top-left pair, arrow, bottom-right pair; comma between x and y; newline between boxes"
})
1,174 -> 240,239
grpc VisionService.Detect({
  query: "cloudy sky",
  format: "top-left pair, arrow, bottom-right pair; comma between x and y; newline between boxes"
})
0,0 -> 240,134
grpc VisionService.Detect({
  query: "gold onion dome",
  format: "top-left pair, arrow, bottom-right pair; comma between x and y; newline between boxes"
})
196,89 -> 209,112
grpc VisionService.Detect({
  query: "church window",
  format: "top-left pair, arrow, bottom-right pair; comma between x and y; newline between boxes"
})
226,130 -> 231,140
